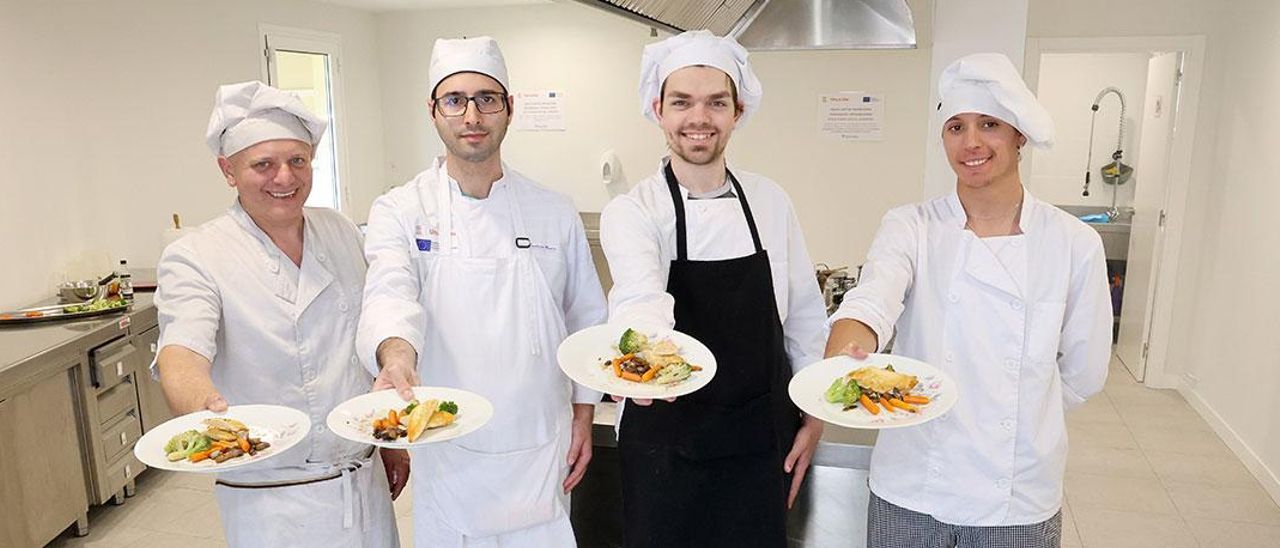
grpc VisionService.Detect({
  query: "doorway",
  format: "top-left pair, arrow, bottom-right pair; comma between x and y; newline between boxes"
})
1024,36 -> 1206,388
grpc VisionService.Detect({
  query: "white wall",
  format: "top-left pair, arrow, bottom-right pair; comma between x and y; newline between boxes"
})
1029,52 -> 1149,208
374,0 -> 934,271
0,0 -> 386,310
1030,0 -> 1280,504
1172,1 -> 1280,503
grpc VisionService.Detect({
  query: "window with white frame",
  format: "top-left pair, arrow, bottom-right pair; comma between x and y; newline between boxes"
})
260,25 -> 347,211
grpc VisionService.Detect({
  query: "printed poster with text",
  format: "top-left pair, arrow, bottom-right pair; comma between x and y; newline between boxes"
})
819,92 -> 884,141
513,90 -> 566,131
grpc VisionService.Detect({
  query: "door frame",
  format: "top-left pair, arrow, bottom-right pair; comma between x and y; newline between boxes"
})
1023,35 -> 1206,389
257,24 -> 351,213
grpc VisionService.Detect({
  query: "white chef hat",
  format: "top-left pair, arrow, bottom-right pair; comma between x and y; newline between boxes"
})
937,53 -> 1054,148
638,30 -> 763,125
205,81 -> 327,157
428,36 -> 510,96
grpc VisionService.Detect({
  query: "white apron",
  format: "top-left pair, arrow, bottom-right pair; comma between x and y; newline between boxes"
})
411,160 -> 573,543
215,453 -> 398,547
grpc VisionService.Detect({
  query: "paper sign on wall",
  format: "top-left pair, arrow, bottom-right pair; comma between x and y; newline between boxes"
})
513,90 -> 566,131
819,92 -> 884,141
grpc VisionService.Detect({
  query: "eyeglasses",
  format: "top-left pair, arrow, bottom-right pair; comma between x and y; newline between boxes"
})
433,92 -> 508,117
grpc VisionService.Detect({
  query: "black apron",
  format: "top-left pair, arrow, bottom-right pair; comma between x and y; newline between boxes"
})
618,163 -> 803,548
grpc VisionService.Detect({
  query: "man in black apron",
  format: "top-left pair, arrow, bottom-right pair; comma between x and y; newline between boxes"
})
599,30 -> 829,547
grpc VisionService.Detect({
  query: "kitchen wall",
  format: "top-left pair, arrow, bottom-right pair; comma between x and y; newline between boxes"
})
0,0 -> 387,310
1028,52 -> 1149,208
374,0 -> 934,272
1029,0 -> 1280,504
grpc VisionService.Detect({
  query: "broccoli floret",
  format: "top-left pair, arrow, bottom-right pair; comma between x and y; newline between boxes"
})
824,378 -> 863,406
164,430 -> 211,461
438,401 -> 458,414
618,328 -> 649,355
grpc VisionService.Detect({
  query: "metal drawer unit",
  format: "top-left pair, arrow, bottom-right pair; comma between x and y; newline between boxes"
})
83,334 -> 145,505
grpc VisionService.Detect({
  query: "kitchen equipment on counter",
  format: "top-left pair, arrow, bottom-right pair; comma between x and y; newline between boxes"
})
59,279 -> 102,303
1082,86 -> 1135,221
818,264 -> 861,314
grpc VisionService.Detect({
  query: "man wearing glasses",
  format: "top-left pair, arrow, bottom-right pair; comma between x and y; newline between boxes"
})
357,37 -> 607,547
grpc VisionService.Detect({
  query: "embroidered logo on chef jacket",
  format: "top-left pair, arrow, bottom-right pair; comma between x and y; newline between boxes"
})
415,224 -> 433,252
514,237 -> 557,251
415,223 -> 460,253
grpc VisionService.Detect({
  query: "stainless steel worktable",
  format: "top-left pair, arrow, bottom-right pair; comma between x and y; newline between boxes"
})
0,293 -> 156,391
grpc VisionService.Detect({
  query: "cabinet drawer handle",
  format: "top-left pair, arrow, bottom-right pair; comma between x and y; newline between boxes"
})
124,464 -> 132,478
120,431 -> 128,445
150,342 -> 157,354
116,362 -> 124,377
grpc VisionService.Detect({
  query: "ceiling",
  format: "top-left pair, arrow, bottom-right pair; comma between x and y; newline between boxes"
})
310,0 -> 549,12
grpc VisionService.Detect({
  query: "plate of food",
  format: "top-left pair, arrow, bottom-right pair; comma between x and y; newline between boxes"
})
789,354 -> 958,429
557,324 -> 717,399
133,405 -> 309,473
0,297 -> 131,326
326,387 -> 493,449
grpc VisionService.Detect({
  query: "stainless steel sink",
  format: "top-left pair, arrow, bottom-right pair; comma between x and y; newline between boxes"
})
1054,205 -> 1132,261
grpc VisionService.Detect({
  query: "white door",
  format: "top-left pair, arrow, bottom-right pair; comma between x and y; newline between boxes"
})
1115,51 -> 1181,380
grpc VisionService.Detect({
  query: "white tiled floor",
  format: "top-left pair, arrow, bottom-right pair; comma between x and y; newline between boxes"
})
47,356 -> 1280,547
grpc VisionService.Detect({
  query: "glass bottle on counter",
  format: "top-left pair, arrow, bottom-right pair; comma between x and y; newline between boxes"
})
117,259 -> 134,301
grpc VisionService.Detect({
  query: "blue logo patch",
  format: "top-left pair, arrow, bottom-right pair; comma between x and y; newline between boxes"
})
416,238 -> 433,252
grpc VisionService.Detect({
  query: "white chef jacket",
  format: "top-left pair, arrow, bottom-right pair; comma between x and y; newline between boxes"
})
599,161 -> 828,371
155,200 -> 373,484
356,165 -> 606,403
830,190 -> 1111,526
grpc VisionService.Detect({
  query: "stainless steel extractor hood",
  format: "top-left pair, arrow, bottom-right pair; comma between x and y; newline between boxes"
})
570,0 -> 917,51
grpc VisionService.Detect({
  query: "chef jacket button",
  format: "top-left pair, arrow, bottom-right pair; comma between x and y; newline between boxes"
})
948,293 -> 959,303
1011,300 -> 1023,311
314,425 -> 325,434
350,355 -> 358,364
1001,419 -> 1014,431
997,479 -> 1010,489
1004,359 -> 1017,371
338,302 -> 349,312
318,253 -> 327,262
269,262 -> 279,273
945,353 -> 955,363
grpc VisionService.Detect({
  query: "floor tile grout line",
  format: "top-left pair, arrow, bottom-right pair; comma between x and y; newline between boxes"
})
1109,356 -> 1210,548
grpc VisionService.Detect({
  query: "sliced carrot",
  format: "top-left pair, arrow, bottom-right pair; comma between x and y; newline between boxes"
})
387,409 -> 398,425
189,449 -> 213,463
888,398 -> 918,413
903,395 -> 931,405
238,435 -> 251,453
640,367 -> 659,382
611,357 -> 623,377
860,394 -> 880,415
620,371 -> 643,382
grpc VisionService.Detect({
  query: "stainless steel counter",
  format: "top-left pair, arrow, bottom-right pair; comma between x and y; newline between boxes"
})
0,293 -> 156,391
576,402 -> 876,547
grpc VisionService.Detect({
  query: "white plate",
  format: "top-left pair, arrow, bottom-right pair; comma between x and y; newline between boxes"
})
326,387 -> 494,449
557,323 -> 718,399
789,354 -> 958,429
133,405 -> 309,473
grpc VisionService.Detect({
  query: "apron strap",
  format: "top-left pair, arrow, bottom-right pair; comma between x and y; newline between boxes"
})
663,162 -> 765,259
727,171 -> 764,253
663,161 -> 690,261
